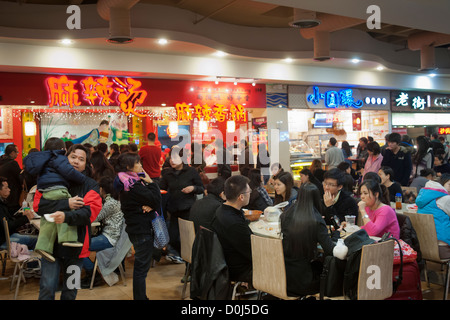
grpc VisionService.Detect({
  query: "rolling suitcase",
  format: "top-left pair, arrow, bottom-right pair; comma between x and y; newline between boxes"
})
386,260 -> 423,300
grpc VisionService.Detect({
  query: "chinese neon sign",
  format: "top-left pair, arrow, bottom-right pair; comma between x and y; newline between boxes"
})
46,75 -> 148,117
395,92 -> 428,110
438,127 -> 450,135
175,102 -> 247,123
393,91 -> 450,110
307,86 -> 363,109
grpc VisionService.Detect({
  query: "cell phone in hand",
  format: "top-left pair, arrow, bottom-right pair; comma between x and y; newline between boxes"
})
138,172 -> 146,178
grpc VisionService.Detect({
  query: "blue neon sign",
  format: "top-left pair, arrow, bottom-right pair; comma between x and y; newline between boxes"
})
307,86 -> 364,109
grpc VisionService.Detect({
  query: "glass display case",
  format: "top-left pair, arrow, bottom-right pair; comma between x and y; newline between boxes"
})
289,139 -> 321,180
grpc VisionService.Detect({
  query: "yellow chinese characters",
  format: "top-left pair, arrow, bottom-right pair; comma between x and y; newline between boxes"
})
175,103 -> 247,122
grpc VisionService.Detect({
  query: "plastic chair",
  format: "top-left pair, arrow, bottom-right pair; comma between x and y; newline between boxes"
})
2,217 -> 41,300
250,234 -> 300,300
404,211 -> 450,300
178,218 -> 196,299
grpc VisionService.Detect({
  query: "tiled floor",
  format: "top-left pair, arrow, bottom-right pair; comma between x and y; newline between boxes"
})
0,255 -> 447,300
0,255 -> 187,300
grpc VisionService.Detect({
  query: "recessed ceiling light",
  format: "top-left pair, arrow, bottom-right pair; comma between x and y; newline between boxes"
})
157,38 -> 168,45
351,58 -> 360,64
284,58 -> 293,63
215,51 -> 227,57
60,39 -> 73,45
376,66 -> 384,71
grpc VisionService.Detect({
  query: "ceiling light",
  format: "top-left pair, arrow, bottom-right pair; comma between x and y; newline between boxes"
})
60,39 -> 73,45
285,58 -> 293,63
215,51 -> 227,57
351,59 -> 360,64
157,38 -> 168,45
376,66 -> 384,71
252,82 -> 256,86
428,73 -> 436,77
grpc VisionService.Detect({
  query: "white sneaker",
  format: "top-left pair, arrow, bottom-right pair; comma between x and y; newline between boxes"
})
35,249 -> 55,263
165,254 -> 184,264
62,242 -> 83,247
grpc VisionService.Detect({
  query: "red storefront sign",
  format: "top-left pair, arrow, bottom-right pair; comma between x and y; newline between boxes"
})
438,127 -> 450,135
46,75 -> 148,117
0,72 -> 266,113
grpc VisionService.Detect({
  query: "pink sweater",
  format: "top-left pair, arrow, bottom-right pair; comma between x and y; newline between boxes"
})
363,154 -> 383,176
361,205 -> 400,239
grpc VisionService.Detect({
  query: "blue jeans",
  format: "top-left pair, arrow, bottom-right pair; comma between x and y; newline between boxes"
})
0,233 -> 38,250
128,233 -> 153,300
82,234 -> 113,271
38,256 -> 83,300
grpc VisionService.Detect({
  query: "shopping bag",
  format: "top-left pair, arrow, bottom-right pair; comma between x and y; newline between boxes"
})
152,212 -> 170,249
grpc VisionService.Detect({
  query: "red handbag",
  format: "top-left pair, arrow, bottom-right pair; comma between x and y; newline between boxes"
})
393,239 -> 417,264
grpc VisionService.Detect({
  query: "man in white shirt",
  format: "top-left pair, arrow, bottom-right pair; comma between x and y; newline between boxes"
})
325,137 -> 345,169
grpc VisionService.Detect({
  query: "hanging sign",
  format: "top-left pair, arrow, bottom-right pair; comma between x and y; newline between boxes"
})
392,90 -> 450,111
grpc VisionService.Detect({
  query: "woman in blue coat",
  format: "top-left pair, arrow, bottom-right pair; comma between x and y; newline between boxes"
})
415,174 -> 450,259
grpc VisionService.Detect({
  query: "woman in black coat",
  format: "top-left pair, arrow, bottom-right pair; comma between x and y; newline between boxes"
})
160,147 -> 204,262
114,152 -> 161,300
280,182 -> 339,296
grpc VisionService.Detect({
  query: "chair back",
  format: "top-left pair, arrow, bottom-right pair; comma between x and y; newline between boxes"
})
2,217 -> 11,257
357,240 -> 395,300
251,234 -> 292,300
404,212 -> 442,262
178,218 -> 196,264
401,186 -> 417,196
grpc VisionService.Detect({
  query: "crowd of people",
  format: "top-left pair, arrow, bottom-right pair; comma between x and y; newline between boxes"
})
0,127 -> 449,300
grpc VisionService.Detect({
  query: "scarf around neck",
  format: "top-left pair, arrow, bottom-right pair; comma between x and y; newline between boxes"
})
117,172 -> 142,192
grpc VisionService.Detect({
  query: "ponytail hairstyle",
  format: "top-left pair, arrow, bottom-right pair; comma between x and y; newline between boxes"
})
359,179 -> 389,205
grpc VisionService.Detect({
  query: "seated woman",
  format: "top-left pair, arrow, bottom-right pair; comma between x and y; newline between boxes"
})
358,179 -> 400,239
378,166 -> 403,203
416,174 -> 450,259
299,168 -> 324,195
434,154 -> 450,177
267,162 -> 284,186
310,159 -> 325,182
273,172 -> 298,212
244,168 -> 273,212
81,175 -> 124,288
280,182 -> 340,296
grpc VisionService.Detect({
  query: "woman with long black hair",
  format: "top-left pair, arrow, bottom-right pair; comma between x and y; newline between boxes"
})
358,179 -> 400,239
299,168 -> 324,195
412,135 -> 433,179
280,182 -> 340,296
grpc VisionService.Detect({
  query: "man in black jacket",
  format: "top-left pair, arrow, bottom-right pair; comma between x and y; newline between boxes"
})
189,177 -> 225,233
0,144 -> 22,212
381,132 -> 413,186
211,175 -> 253,282
322,168 -> 359,227
160,147 -> 205,263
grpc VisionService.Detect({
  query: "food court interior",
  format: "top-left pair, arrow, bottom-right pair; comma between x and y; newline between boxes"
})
0,0 -> 449,302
